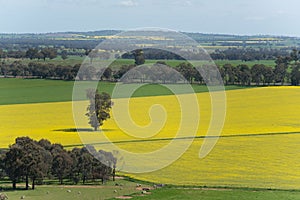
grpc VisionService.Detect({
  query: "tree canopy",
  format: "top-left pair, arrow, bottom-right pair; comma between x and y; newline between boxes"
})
86,90 -> 113,131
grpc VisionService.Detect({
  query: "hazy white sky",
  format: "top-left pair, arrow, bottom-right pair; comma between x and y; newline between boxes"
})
0,0 -> 299,36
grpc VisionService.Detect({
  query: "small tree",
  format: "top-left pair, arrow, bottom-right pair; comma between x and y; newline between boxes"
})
133,49 -> 145,65
61,50 -> 68,60
86,89 -> 112,131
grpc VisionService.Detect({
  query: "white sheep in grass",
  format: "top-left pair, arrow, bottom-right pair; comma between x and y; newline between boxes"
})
0,193 -> 8,200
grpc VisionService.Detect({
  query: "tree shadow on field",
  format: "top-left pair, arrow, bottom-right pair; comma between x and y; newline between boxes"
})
53,128 -> 116,132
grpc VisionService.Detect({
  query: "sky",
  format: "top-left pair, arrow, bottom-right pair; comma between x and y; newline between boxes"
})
0,0 -> 299,36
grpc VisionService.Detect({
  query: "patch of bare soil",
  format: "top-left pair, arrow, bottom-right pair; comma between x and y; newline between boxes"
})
115,196 -> 133,199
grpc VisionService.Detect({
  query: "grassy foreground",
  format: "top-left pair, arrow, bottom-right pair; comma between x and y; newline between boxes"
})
130,187 -> 300,200
0,179 -> 139,200
2,184 -> 300,200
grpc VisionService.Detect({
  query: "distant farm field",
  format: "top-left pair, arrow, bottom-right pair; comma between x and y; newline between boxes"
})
0,86 -> 299,189
0,78 -> 248,105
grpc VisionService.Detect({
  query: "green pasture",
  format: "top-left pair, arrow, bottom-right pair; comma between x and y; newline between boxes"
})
0,78 -> 251,105
130,187 -> 300,200
0,179 -> 141,200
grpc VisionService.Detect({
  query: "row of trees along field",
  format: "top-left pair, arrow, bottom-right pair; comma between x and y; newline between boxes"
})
0,137 -> 117,190
0,55 -> 299,85
0,47 -> 293,61
0,58 -> 300,85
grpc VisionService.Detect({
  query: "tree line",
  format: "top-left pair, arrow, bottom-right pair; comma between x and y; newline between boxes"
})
0,46 -> 293,62
0,60 -> 299,86
210,47 -> 289,61
0,137 -> 116,190
0,49 -> 299,85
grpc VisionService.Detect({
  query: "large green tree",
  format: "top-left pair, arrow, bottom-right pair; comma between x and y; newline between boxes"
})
51,144 -> 72,184
25,48 -> 39,60
3,146 -> 23,189
86,90 -> 112,131
291,64 -> 300,85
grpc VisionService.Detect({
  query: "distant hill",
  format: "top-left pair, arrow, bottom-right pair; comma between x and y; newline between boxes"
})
0,30 -> 299,50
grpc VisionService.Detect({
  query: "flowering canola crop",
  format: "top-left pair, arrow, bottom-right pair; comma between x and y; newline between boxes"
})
0,86 -> 299,189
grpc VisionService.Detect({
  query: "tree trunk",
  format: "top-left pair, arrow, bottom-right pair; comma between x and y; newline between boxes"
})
32,178 -> 35,190
12,180 -> 16,190
94,127 -> 98,131
25,175 -> 29,190
113,168 -> 116,181
83,176 -> 86,185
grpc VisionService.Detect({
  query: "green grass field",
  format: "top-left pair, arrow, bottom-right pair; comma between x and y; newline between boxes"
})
130,187 -> 300,200
0,179 -> 142,200
0,78 -> 251,105
2,183 -> 300,200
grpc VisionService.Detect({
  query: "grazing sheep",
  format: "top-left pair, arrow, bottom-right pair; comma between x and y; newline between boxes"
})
0,193 -> 8,200
20,195 -> 25,199
67,190 -> 71,193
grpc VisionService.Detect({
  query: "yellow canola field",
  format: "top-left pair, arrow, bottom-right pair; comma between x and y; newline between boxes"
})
118,134 -> 300,189
0,86 -> 300,188
0,86 -> 299,148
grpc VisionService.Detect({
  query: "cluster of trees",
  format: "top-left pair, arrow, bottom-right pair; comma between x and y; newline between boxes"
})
122,48 -> 184,60
0,137 -> 116,190
221,49 -> 300,85
0,48 -> 58,60
210,48 -> 289,61
0,38 -> 101,51
110,62 -> 281,86
121,48 -> 291,61
0,46 -> 293,63
25,48 -> 58,60
0,47 -> 86,60
0,61 -> 80,80
101,61 -> 300,86
220,63 -> 277,86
